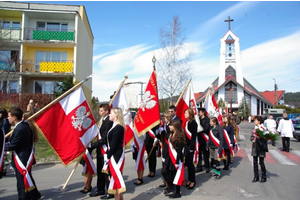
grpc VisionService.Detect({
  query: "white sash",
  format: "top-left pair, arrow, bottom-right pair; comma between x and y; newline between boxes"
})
82,149 -> 97,176
168,138 -> 184,186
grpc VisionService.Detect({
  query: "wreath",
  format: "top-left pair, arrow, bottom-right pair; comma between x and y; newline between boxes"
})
253,125 -> 278,141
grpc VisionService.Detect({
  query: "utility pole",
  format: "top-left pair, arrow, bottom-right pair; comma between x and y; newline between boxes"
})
273,78 -> 277,106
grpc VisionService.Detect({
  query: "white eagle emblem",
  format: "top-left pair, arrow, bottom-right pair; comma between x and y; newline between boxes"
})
139,91 -> 156,111
71,106 -> 92,131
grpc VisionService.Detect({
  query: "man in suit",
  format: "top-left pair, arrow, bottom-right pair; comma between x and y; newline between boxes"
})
5,107 -> 41,200
90,104 -> 114,199
169,105 -> 182,124
196,108 -> 210,173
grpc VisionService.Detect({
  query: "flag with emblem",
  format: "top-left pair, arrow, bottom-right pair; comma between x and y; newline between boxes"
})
33,87 -> 99,166
134,70 -> 160,136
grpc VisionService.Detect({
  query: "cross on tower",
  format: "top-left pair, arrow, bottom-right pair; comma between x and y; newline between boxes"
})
224,16 -> 234,30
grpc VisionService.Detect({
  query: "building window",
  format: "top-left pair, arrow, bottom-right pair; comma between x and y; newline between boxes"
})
0,80 -> 18,93
34,81 -> 57,94
225,65 -> 236,78
0,21 -> 20,29
35,51 -> 67,71
36,22 -> 68,31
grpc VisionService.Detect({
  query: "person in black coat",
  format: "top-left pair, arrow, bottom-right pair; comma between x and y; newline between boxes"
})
162,120 -> 185,198
5,107 -> 41,200
169,105 -> 182,124
90,104 -> 113,199
221,115 -> 235,170
157,111 -> 171,188
196,108 -> 210,173
183,108 -> 197,189
145,125 -> 159,178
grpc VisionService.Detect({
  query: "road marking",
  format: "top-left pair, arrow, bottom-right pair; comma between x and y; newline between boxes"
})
245,148 -> 253,166
239,134 -> 245,140
268,150 -> 297,165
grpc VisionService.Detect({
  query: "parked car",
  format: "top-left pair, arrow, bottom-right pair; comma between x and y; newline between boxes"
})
293,118 -> 300,141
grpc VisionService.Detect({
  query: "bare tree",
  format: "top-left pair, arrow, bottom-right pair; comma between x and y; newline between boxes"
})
156,16 -> 192,103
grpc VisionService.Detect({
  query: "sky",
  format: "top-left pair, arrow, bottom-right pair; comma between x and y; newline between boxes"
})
28,1 -> 300,102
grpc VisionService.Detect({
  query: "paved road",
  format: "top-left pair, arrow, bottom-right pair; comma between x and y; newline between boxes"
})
1,121 -> 299,200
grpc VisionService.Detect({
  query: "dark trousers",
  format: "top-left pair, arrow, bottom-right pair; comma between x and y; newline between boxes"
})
184,147 -> 195,182
14,166 -> 40,200
161,166 -> 176,189
96,156 -> 107,191
282,137 -> 290,152
146,144 -> 157,173
223,149 -> 231,168
197,145 -> 209,169
253,156 -> 266,178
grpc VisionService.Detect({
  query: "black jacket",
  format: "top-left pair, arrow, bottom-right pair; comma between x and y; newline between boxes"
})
107,124 -> 124,163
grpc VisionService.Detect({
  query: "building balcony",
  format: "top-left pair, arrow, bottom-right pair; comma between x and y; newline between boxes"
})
0,60 -> 20,71
22,60 -> 73,74
24,28 -> 75,41
0,28 -> 22,40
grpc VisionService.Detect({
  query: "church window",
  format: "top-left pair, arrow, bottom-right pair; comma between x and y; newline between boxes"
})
225,66 -> 236,78
225,82 -> 237,103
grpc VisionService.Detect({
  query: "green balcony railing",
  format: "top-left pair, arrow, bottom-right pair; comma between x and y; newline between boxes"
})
23,28 -> 75,41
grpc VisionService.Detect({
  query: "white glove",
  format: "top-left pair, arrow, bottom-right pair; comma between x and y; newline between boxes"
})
154,138 -> 159,144
230,144 -> 233,148
130,142 -> 135,152
175,164 -> 179,169
104,154 -> 108,163
189,150 -> 194,153
158,127 -> 164,133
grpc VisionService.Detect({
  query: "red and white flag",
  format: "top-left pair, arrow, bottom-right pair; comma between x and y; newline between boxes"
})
111,85 -> 134,145
205,92 -> 223,126
176,80 -> 201,163
134,70 -> 160,136
33,87 -> 99,166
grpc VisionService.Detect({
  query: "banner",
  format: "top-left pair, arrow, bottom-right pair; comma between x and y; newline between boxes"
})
33,87 -> 99,166
205,91 -> 223,126
134,70 -> 160,136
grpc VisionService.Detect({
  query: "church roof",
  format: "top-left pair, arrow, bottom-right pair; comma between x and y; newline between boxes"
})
196,75 -> 272,105
260,90 -> 285,106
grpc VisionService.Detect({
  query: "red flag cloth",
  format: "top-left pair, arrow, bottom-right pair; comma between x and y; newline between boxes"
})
33,87 -> 99,166
176,81 -> 201,131
134,70 -> 160,136
111,85 -> 134,145
205,92 -> 223,126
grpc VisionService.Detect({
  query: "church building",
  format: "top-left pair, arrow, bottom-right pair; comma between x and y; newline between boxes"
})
196,16 -> 275,116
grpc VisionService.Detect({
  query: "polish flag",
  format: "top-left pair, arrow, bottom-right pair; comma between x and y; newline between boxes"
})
176,81 -> 201,132
134,70 -> 160,136
33,87 -> 99,166
205,92 -> 223,126
111,85 -> 134,145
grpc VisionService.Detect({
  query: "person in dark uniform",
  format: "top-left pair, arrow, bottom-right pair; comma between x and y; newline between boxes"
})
169,105 -> 182,124
90,104 -> 114,199
158,112 -> 171,188
145,125 -> 159,178
162,120 -> 185,198
5,107 -> 41,200
196,108 -> 210,173
183,108 -> 197,190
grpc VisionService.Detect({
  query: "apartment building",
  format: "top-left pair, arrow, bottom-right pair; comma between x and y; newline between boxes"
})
0,1 -> 93,102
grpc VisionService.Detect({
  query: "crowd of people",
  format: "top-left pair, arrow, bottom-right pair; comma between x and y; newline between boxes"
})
0,100 -> 296,200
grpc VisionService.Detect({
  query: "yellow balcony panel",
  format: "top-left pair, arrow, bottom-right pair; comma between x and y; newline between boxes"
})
40,62 -> 73,73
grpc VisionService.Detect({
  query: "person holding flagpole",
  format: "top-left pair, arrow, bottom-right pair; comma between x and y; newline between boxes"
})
90,104 -> 113,199
183,108 -> 197,189
105,107 -> 126,200
5,107 -> 41,200
208,117 -> 224,180
162,120 -> 185,198
145,126 -> 159,178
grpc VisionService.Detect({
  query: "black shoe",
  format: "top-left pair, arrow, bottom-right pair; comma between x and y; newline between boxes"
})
205,168 -> 210,173
223,167 -> 229,170
188,182 -> 196,190
169,193 -> 181,198
214,174 -> 220,180
134,178 -> 143,185
101,194 -> 114,199
252,176 -> 259,182
260,177 -> 267,183
159,183 -> 166,188
80,187 -> 92,193
89,190 -> 105,197
164,187 -> 174,196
